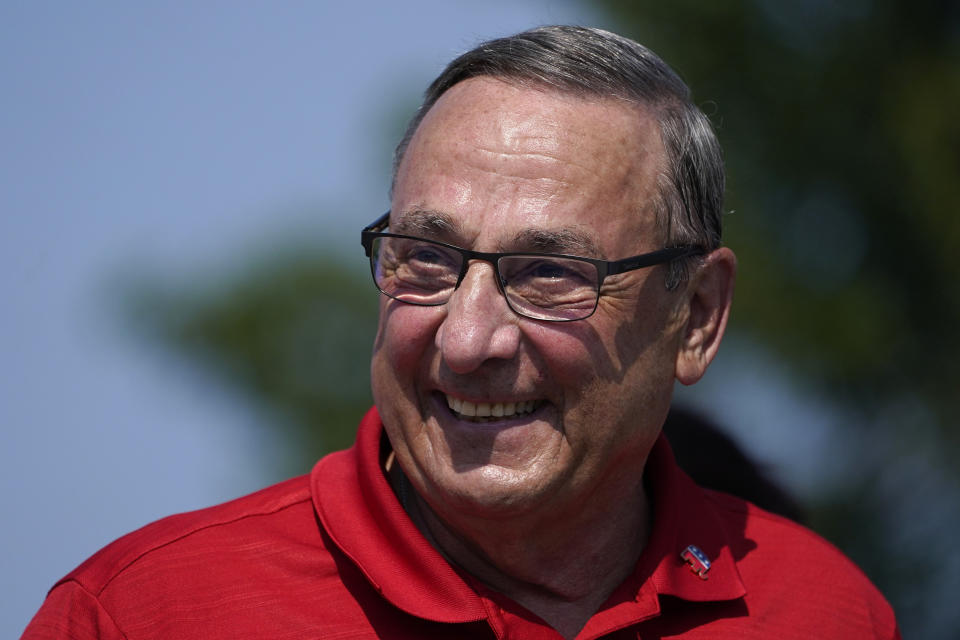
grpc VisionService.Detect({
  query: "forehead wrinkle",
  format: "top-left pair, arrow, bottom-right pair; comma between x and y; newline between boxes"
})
470,141 -> 605,183
456,154 -> 571,190
472,143 -> 564,164
467,146 -> 578,187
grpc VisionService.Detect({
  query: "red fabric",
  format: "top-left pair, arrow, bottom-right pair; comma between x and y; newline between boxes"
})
23,407 -> 900,639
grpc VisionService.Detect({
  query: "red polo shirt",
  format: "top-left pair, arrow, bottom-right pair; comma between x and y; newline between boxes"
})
23,407 -> 899,639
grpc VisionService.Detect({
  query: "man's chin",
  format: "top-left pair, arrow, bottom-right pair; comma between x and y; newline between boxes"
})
420,464 -> 556,519
412,453 -> 567,521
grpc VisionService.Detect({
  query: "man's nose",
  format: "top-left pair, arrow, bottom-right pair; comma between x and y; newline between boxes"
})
436,261 -> 521,374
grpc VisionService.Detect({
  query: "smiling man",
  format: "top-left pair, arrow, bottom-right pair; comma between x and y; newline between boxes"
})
367,71 -> 718,636
24,26 -> 899,640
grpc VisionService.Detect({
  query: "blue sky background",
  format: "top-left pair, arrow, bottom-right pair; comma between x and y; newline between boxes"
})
3,1 -> 929,635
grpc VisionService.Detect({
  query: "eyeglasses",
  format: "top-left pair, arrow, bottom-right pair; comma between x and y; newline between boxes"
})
360,211 -> 703,322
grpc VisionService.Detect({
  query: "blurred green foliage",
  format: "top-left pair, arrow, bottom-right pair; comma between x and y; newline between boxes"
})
127,2 -> 958,636
602,0 -> 959,426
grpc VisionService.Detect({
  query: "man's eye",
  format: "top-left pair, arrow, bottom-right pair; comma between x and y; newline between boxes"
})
529,261 -> 574,279
409,247 -> 446,264
399,242 -> 459,270
514,259 -> 592,283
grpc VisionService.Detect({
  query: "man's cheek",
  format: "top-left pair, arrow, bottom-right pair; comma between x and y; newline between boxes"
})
373,305 -> 440,378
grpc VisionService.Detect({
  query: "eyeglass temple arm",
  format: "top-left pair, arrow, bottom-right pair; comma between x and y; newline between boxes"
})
604,246 -> 704,276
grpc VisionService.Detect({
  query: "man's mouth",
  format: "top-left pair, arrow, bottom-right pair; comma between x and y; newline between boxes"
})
444,394 -> 543,422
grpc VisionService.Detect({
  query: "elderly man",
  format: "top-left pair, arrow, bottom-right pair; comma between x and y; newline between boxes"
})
24,26 -> 898,639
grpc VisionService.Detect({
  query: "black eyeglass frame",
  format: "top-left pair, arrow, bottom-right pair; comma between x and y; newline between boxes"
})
360,211 -> 704,322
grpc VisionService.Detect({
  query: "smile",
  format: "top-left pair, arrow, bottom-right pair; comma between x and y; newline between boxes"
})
444,394 -> 543,421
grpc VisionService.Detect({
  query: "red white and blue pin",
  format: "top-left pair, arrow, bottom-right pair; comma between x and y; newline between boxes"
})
680,544 -> 711,580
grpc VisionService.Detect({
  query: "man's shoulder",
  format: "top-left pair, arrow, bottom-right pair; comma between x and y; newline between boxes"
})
701,488 -> 898,636
26,461 -> 410,640
704,488 -> 862,572
59,474 -> 316,597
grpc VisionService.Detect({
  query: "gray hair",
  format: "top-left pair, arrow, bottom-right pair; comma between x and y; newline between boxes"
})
391,25 -> 725,289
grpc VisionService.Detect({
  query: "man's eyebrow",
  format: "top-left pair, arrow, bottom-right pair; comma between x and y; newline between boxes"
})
392,210 -> 603,257
510,227 -> 603,258
391,209 -> 460,238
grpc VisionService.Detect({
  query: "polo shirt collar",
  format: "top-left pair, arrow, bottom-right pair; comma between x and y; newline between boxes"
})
311,407 -> 486,623
312,407 -> 746,627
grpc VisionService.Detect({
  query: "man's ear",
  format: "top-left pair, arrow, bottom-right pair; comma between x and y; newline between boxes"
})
675,247 -> 736,386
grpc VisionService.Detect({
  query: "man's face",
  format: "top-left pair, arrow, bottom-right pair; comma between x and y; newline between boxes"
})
371,77 -> 689,520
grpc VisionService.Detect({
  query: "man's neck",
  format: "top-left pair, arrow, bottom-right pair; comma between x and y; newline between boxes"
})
394,468 -> 651,640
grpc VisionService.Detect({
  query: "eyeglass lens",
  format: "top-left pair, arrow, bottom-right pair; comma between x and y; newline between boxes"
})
370,236 -> 600,321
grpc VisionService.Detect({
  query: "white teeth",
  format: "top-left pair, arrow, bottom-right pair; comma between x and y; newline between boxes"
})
445,395 -> 540,420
